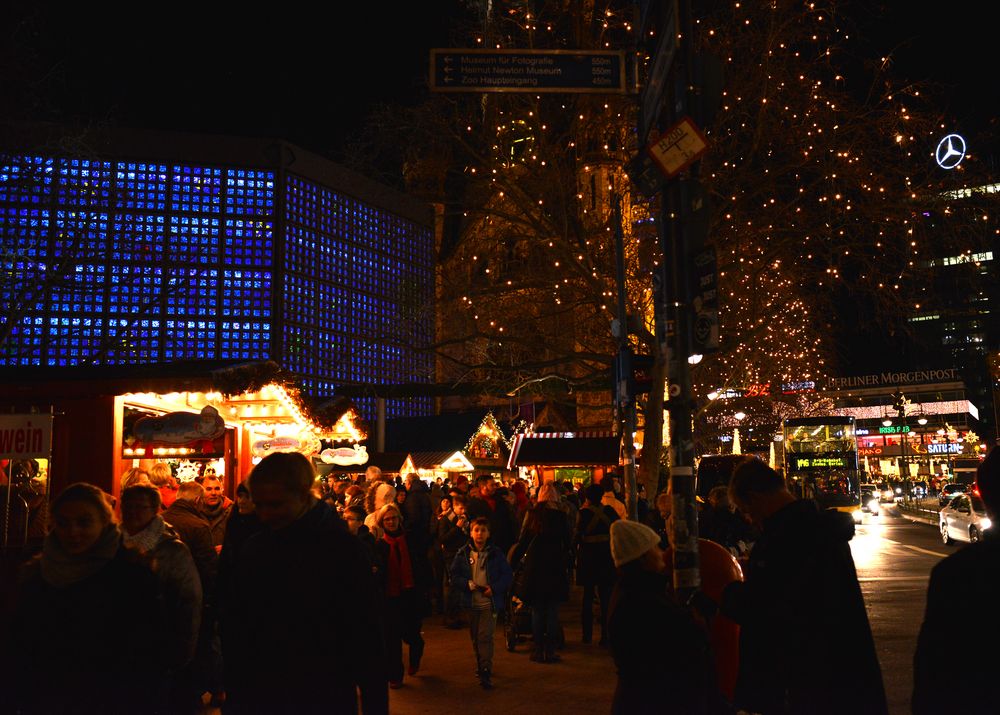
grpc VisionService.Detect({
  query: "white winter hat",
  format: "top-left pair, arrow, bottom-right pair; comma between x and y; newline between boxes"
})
610,520 -> 662,568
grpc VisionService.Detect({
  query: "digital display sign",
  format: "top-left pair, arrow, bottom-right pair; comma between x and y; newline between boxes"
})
792,456 -> 851,470
878,425 -> 911,435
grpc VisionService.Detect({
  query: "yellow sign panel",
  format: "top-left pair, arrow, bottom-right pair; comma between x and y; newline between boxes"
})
646,117 -> 708,179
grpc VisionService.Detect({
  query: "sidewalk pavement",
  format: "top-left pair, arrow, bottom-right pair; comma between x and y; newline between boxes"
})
199,585 -> 616,715
389,586 -> 615,714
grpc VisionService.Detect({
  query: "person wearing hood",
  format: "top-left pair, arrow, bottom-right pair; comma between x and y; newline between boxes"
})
8,483 -> 166,714
374,502 -> 431,689
607,519 -> 726,714
228,452 -> 387,714
715,459 -> 887,715
121,484 -> 203,712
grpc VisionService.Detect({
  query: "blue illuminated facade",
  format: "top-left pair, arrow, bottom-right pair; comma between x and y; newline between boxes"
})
0,131 -> 435,419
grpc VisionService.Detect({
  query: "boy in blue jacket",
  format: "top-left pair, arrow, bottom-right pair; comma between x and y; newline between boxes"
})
450,516 -> 513,689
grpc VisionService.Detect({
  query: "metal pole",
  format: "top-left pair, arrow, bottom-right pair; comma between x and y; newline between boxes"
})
613,197 -> 638,520
664,0 -> 700,604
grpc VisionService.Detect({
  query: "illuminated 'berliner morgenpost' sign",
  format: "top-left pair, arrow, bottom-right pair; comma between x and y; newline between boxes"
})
825,369 -> 958,390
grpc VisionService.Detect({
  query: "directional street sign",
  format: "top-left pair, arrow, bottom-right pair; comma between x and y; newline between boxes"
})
430,49 -> 628,94
646,116 -> 708,179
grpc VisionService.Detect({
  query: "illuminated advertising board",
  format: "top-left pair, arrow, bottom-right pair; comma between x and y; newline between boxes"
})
791,456 -> 851,470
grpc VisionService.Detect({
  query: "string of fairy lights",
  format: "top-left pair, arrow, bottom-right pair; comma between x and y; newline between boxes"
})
431,1 -> 994,434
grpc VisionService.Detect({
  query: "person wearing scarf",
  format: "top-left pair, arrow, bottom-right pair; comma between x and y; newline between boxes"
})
375,503 -> 428,689
121,483 -> 203,710
8,483 -> 166,714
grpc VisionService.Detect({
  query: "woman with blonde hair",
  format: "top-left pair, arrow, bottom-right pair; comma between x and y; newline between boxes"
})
120,466 -> 151,490
374,503 -> 429,689
148,461 -> 179,509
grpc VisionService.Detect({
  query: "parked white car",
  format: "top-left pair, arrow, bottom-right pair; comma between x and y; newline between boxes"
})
940,493 -> 992,545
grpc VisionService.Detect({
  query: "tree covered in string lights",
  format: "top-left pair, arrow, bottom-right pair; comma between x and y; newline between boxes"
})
349,0 -> 995,474
687,1 -> 995,453
352,0 -> 651,432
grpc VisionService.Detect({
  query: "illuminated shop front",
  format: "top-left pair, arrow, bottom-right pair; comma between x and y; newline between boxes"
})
507,431 -> 620,487
117,376 -> 368,492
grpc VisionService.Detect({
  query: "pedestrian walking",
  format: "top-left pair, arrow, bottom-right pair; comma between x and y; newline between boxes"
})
8,483 -> 167,714
509,482 -> 571,663
450,516 -> 513,689
713,458 -> 887,715
375,503 -> 430,689
576,484 -> 619,646
467,474 -> 518,555
121,484 -> 203,713
913,447 -> 1000,714
607,519 -> 728,714
227,452 -> 386,714
439,493 -> 471,628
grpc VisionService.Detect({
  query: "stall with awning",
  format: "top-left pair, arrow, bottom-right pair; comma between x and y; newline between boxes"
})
507,431 -> 620,486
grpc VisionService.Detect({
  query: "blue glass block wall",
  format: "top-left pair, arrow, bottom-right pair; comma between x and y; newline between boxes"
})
285,174 -> 435,419
0,154 -> 274,366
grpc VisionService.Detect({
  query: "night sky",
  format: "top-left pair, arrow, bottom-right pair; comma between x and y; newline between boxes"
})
7,3 -> 994,158
5,2 -> 994,377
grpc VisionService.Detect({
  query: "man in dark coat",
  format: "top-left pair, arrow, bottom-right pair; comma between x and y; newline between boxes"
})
229,452 -> 387,715
719,459 -> 887,715
402,472 -> 434,553
913,447 -> 1000,714
576,484 -> 619,645
199,473 -> 233,551
466,474 -> 517,555
163,481 -> 218,593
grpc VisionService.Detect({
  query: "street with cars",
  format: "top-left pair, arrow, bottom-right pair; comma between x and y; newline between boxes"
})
850,505 -> 967,714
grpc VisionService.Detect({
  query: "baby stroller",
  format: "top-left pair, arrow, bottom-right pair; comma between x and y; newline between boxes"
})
504,565 -> 533,651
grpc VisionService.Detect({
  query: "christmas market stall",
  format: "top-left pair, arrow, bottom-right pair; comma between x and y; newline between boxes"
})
506,430 -> 620,487
385,411 -> 513,483
0,360 -> 367,501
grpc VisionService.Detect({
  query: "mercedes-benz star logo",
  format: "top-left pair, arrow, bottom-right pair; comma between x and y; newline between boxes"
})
935,133 -> 967,170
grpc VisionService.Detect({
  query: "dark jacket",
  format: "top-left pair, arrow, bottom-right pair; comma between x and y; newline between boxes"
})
466,494 -> 518,554
402,479 -> 434,551
437,510 -> 470,564
202,496 -> 233,548
229,500 -> 386,715
510,504 -> 571,604
913,528 -> 1000,714
575,503 -> 619,586
10,545 -> 167,714
608,567 -> 728,715
720,499 -> 887,715
163,497 -> 219,594
699,506 -> 753,553
450,540 -> 514,612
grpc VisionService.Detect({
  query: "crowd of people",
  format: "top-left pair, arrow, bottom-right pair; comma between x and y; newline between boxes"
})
2,448 -> 998,714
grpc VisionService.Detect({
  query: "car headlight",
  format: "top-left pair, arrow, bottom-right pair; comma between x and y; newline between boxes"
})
868,499 -> 880,513
982,518 -> 992,530
852,509 -> 863,523
895,487 -> 902,494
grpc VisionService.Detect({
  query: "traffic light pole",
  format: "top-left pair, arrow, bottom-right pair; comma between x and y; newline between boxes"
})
664,0 -> 700,603
613,197 -> 639,521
